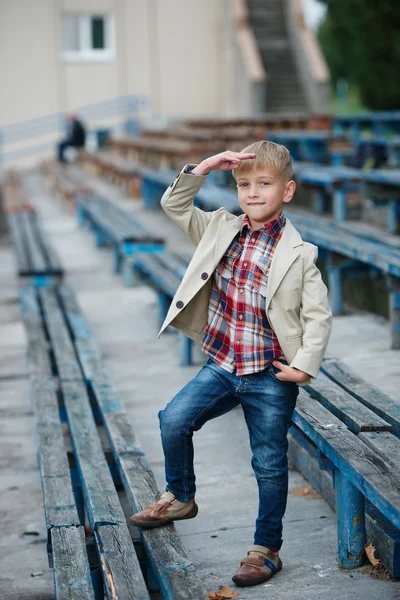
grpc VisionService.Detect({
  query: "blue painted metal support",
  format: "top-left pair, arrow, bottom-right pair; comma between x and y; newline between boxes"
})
179,333 -> 193,366
33,275 -> 59,288
113,246 -> 122,273
327,256 -> 344,315
157,293 -> 169,329
95,228 -> 106,248
331,151 -> 344,167
70,467 -> 85,526
145,561 -> 159,592
90,567 -> 104,600
334,470 -> 366,568
122,257 -> 135,287
333,188 -> 347,222
76,205 -> 86,227
388,198 -> 400,235
312,190 -> 328,214
387,276 -> 400,349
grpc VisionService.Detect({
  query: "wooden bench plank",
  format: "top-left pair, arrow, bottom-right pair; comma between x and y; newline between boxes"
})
306,372 -> 392,434
95,524 -> 150,600
156,251 -> 189,279
7,214 -> 30,273
20,212 -> 48,273
293,390 -> 400,528
51,526 -> 95,600
321,358 -> 400,437
39,288 -> 82,381
358,431 -> 400,471
19,286 -> 53,378
89,378 -> 209,600
32,376 -> 80,529
288,425 -> 400,577
61,378 -> 126,527
134,253 -> 182,298
56,285 -> 104,380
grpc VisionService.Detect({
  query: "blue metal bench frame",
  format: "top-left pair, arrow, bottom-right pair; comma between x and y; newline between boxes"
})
76,193 -> 165,286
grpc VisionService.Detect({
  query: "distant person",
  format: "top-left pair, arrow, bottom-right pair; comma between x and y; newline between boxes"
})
130,141 -> 332,587
57,113 -> 86,163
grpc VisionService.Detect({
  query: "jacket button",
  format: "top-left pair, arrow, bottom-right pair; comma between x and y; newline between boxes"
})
201,272 -> 208,280
176,300 -> 184,309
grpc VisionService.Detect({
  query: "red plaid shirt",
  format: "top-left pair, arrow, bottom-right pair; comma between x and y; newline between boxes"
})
201,213 -> 285,375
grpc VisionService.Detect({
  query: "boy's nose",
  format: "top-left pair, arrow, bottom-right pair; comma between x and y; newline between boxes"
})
248,187 -> 259,198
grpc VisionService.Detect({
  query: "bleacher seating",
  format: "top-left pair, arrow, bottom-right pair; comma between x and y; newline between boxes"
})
20,283 -> 208,599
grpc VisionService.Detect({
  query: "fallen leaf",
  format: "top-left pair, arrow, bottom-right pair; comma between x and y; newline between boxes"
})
207,586 -> 239,599
290,485 -> 321,499
365,541 -> 381,567
218,586 -> 239,598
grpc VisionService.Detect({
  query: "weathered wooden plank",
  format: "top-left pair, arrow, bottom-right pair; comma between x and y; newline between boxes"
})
321,358 -> 400,437
32,376 -> 80,529
134,253 -> 182,298
61,379 -> 125,527
19,286 -> 53,377
51,526 -> 95,600
90,378 -> 209,599
288,425 -> 400,577
156,251 -> 189,279
39,288 -> 82,381
95,524 -> 150,600
293,390 -> 400,528
36,226 -> 64,274
365,501 -> 400,579
57,285 -> 104,380
7,213 -> 30,273
358,431 -> 400,471
306,372 -> 392,434
20,211 -> 48,272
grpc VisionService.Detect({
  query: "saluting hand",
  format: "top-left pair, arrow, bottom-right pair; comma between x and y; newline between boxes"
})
191,151 -> 256,176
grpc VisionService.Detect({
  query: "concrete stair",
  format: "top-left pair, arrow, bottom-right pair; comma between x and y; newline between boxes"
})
247,0 -> 309,113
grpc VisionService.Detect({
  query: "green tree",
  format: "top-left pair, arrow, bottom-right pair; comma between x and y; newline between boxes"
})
317,0 -> 400,110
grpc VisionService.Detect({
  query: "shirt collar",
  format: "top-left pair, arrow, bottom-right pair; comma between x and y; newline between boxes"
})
241,212 -> 286,238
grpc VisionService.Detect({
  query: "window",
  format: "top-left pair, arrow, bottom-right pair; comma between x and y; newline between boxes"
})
61,14 -> 114,61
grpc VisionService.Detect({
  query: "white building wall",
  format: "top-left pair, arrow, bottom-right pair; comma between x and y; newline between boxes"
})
0,0 -> 60,125
0,0 -> 250,136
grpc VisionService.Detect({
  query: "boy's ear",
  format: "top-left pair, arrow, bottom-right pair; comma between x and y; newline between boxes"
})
283,180 -> 296,204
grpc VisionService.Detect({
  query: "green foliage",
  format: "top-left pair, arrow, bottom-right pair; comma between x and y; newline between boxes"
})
317,0 -> 400,110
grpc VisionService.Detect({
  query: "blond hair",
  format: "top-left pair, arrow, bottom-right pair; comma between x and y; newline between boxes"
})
233,140 -> 292,182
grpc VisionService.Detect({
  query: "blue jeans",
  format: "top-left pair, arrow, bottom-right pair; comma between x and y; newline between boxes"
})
158,358 -> 299,550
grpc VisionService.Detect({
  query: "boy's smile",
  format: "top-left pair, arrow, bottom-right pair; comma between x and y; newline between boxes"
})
236,167 -> 296,230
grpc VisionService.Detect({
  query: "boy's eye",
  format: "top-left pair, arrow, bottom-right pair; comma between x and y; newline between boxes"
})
238,182 -> 248,187
260,181 -> 270,186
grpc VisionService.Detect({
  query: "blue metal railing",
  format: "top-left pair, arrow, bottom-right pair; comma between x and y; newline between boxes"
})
0,94 -> 148,175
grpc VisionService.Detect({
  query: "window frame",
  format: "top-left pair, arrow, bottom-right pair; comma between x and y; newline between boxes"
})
61,13 -> 115,62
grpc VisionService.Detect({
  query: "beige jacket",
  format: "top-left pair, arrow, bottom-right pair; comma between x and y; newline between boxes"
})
158,167 -> 332,385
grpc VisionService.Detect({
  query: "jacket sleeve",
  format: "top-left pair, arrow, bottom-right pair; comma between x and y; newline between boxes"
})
160,165 -> 222,246
290,246 -> 332,378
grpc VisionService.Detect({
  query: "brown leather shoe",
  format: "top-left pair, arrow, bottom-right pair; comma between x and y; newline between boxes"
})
232,545 -> 282,587
130,491 -> 198,529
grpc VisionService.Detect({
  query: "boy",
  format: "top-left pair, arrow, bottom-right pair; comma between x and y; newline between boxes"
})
131,141 -> 332,587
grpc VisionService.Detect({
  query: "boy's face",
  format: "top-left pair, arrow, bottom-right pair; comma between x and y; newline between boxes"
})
235,167 -> 295,230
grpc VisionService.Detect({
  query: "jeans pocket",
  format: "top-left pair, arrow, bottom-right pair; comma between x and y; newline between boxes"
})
269,364 -> 297,386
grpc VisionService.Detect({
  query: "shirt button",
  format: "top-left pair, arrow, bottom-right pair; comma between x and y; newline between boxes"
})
239,288 -> 244,294
239,314 -> 243,320
244,262 -> 248,268
176,300 -> 184,309
201,272 -> 208,280
236,339 -> 241,344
